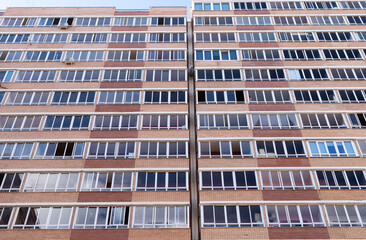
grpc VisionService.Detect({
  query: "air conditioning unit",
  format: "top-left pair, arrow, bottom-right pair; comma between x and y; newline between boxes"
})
59,23 -> 69,29
63,58 -> 74,65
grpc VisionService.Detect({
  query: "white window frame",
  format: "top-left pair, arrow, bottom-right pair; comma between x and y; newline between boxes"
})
255,140 -> 307,158
248,90 -> 292,104
58,70 -> 100,82
141,114 -> 187,130
80,172 -> 133,192
261,170 -> 315,190
93,115 -> 138,130
87,142 -> 136,159
24,173 -> 80,192
300,113 -> 347,129
98,91 -> 141,105
308,140 -> 358,157
198,114 -> 249,130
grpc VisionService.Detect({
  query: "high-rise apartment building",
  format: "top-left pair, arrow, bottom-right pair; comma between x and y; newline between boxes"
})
0,1 -> 366,239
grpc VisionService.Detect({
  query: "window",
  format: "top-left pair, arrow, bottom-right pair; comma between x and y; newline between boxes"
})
133,206 -> 188,228
197,91 -> 245,104
98,91 -> 140,104
141,115 -> 187,130
59,70 -> 100,82
5,92 -> 50,106
355,32 -> 366,41
202,205 -> 263,227
288,69 -> 329,81
144,91 -> 186,104
358,140 -> 366,156
0,34 -> 29,43
150,17 -> 185,26
87,142 -> 135,159
81,172 -> 133,191
195,33 -> 235,43
235,16 -> 271,25
139,142 -> 187,158
51,91 -> 95,105
0,93 -> 4,104
308,141 -> 357,157
197,69 -> 241,81
274,16 -> 309,25
24,51 -> 62,62
233,2 -> 268,10
0,143 -> 33,159
34,142 -> 85,159
110,33 -> 146,43
107,50 -> 144,61
348,113 -> 366,128
24,173 -> 79,192
13,207 -> 72,229
65,51 -> 104,62
347,16 -> 366,25
43,115 -> 90,131
70,33 -> 108,43
93,115 -> 138,130
75,18 -> 111,26
0,116 -> 42,131
252,114 -> 298,129
195,17 -> 233,26
198,114 -> 249,129
0,70 -> 14,82
238,32 -> 276,42
146,70 -> 186,81
305,1 -> 339,10
331,68 -> 366,80
30,34 -> 68,44
294,90 -> 338,103
248,90 -> 292,104
283,50 -> 322,60
256,141 -> 306,158
0,173 -> 24,192
242,50 -> 281,61
15,70 -> 56,83
301,114 -> 347,129
195,2 -> 231,10
136,172 -> 188,191
149,33 -> 185,43
325,205 -> 366,227
74,207 -> 129,229
0,18 -> 36,27
310,16 -> 346,25
341,1 -> 366,9
270,2 -> 303,10
278,32 -> 315,42
317,32 -> 354,42
38,17 -> 74,27
261,171 -> 315,190
196,50 -> 237,61
201,171 -> 257,190
339,90 -> 366,103
0,51 -> 22,62
323,49 -> 362,60
113,17 -> 148,26
148,50 -> 185,61
0,208 -> 12,229
316,170 -> 366,190
266,205 -> 324,227
199,141 -> 253,158
103,70 -> 142,82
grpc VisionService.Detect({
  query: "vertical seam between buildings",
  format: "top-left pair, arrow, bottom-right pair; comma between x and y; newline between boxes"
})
187,20 -> 200,240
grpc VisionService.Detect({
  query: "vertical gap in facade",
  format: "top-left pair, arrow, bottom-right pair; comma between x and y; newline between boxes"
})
187,20 -> 200,240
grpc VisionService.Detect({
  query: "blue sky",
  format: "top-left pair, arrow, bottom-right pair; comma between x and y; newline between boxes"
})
0,0 -> 192,12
